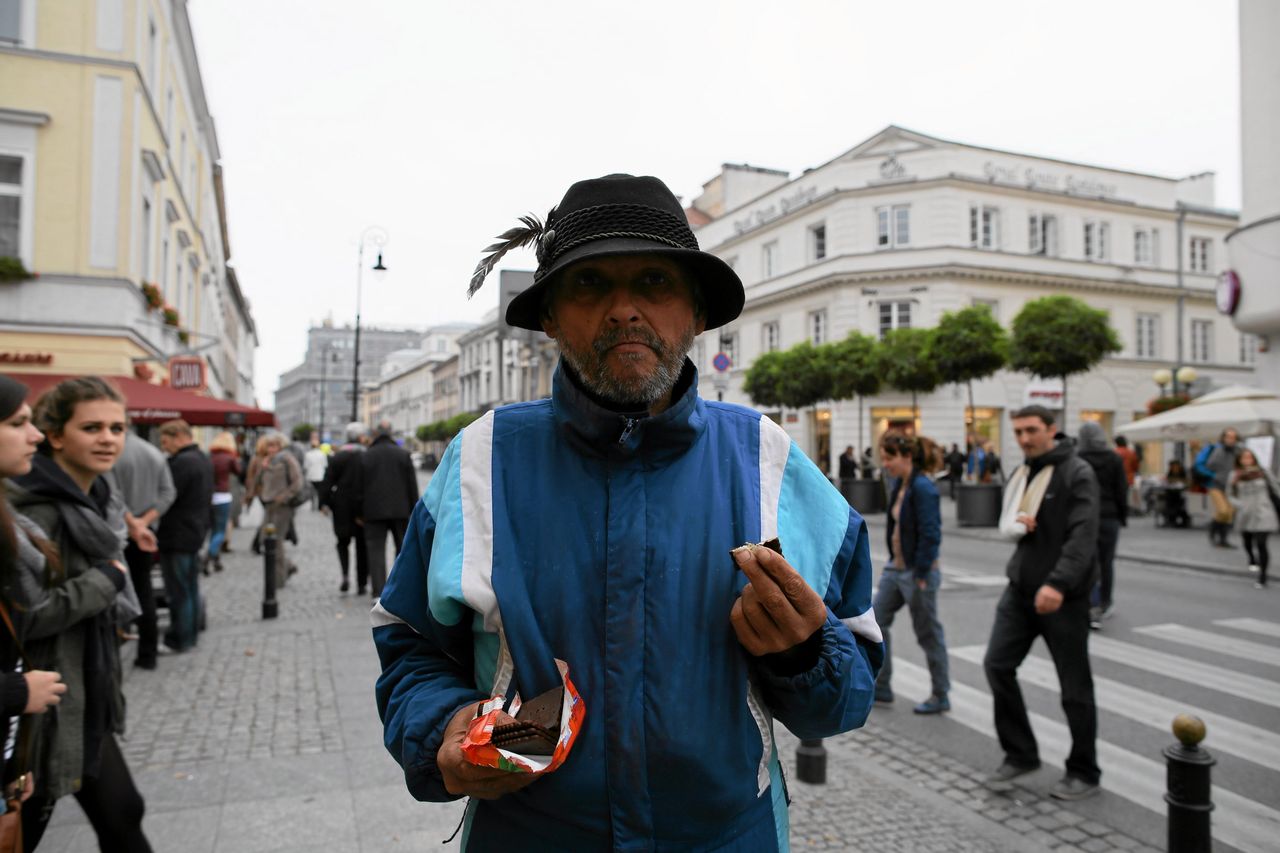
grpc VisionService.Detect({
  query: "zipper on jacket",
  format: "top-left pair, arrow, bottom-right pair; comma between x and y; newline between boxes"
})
618,417 -> 639,445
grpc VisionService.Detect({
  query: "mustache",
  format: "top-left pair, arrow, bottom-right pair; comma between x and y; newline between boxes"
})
592,327 -> 666,357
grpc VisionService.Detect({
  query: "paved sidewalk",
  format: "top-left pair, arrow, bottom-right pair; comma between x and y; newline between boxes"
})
36,502 -> 1152,852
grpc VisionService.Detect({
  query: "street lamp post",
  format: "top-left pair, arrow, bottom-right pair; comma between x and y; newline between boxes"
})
319,344 -> 336,443
351,227 -> 389,423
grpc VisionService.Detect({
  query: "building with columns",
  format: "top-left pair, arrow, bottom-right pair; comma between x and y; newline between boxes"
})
688,127 -> 1251,474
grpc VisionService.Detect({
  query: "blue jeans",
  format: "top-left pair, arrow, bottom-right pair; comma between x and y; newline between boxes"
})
209,502 -> 232,558
161,551 -> 200,651
873,566 -> 950,697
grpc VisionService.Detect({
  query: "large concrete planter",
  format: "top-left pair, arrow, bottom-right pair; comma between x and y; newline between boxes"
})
957,482 -> 1002,527
841,477 -> 885,515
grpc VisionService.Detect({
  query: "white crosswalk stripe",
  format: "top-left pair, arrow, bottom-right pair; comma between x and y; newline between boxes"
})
890,658 -> 1280,853
951,644 -> 1280,769
1215,617 -> 1280,639
1088,634 -> 1280,706
1134,623 -> 1280,665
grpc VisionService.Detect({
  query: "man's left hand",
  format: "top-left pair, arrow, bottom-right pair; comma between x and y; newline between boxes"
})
730,544 -> 826,656
1034,584 -> 1063,614
126,518 -> 158,553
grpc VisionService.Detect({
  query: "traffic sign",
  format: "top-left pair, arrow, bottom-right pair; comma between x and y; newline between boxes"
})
712,352 -> 732,372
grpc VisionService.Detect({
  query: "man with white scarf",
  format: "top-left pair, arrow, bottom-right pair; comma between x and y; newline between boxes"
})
983,405 -> 1101,801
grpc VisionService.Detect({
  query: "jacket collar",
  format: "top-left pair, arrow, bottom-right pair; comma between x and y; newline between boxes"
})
551,357 -> 705,460
10,453 -> 109,516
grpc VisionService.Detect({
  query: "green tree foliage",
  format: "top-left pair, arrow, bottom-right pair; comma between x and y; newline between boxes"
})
1009,295 -> 1122,422
291,423 -> 315,442
931,305 -> 1008,439
880,327 -> 940,421
742,343 -> 834,409
415,411 -> 484,446
829,332 -> 883,452
742,350 -> 788,409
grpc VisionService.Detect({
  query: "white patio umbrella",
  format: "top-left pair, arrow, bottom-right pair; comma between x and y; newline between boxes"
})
1116,385 -> 1280,442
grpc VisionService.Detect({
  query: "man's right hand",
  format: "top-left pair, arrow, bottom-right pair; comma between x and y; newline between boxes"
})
1016,513 -> 1037,533
23,670 -> 67,714
437,703 -> 541,800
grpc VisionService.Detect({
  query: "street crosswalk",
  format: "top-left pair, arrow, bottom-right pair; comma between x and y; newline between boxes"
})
886,617 -> 1280,853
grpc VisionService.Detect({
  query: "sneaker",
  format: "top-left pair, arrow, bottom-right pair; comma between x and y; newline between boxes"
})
1089,605 -> 1103,623
134,657 -> 157,671
913,694 -> 950,714
1101,603 -> 1115,619
340,579 -> 350,593
1049,775 -> 1100,801
985,761 -> 1038,791
1255,581 -> 1267,590
357,585 -> 367,596
873,687 -> 895,705
1248,564 -> 1259,573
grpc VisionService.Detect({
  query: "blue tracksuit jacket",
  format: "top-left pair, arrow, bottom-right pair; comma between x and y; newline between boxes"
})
373,362 -> 884,851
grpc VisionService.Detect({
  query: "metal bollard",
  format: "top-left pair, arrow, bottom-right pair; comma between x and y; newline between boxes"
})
262,523 -> 278,620
1165,713 -> 1214,853
795,738 -> 827,784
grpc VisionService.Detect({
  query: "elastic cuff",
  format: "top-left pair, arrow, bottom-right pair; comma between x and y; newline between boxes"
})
92,563 -> 128,592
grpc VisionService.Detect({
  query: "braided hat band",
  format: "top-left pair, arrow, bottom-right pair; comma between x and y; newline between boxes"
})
535,203 -> 699,278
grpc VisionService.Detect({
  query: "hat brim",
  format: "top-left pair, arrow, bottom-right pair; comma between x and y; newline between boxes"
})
504,237 -> 745,333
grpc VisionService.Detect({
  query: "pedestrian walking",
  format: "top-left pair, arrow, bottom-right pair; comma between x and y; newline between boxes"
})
257,433 -> 304,587
985,404 -> 1100,801
207,431 -> 242,573
1230,448 -> 1280,588
361,421 -> 417,598
1076,422 -> 1127,627
967,439 -> 987,483
374,173 -> 882,850
318,422 -> 369,594
1198,429 -> 1241,548
244,434 -> 271,555
5,376 -> 153,851
944,443 -> 965,499
839,445 -> 858,480
106,430 -> 175,670
157,420 -> 213,652
304,437 -> 328,511
872,430 -> 950,714
982,440 -> 1003,484
0,374 -> 69,789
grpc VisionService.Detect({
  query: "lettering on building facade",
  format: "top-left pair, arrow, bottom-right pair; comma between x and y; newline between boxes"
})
733,186 -> 819,236
0,352 -> 53,365
982,161 -> 1117,198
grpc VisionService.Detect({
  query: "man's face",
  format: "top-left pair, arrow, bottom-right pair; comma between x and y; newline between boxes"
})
1223,429 -> 1239,448
1012,416 -> 1056,459
541,255 -> 705,408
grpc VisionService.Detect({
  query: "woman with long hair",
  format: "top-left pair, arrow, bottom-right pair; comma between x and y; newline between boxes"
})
5,376 -> 151,851
1231,448 -> 1280,589
206,431 -> 241,574
871,430 -> 951,715
0,376 -> 69,819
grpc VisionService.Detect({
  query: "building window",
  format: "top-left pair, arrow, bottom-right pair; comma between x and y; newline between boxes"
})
1135,313 -> 1159,359
878,301 -> 911,338
877,205 -> 910,248
1190,319 -> 1213,363
762,241 -> 777,278
719,331 -> 737,365
1189,237 -> 1211,273
969,205 -> 1001,249
1240,332 -> 1257,365
146,18 -> 158,85
762,321 -> 779,353
972,298 -> 998,317
809,223 -> 826,261
140,196 -> 152,282
1028,212 -> 1058,256
1084,221 -> 1110,261
0,154 -> 22,258
160,234 -> 170,297
1134,229 -> 1152,265
165,88 -> 174,137
809,310 -> 827,345
0,1 -> 20,44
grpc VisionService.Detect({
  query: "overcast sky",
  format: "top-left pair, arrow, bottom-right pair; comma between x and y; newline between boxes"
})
186,0 -> 1241,408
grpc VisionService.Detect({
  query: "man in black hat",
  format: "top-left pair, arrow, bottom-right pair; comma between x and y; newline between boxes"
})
373,174 -> 883,851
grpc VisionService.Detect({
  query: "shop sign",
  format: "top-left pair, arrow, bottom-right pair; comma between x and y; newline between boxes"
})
0,352 -> 53,365
1023,379 -> 1065,407
168,356 -> 206,392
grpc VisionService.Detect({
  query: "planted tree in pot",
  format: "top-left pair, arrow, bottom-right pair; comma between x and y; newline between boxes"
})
880,327 -> 940,425
828,332 -> 883,463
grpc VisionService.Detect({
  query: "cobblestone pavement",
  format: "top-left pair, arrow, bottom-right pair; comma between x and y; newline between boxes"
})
36,499 -> 1154,852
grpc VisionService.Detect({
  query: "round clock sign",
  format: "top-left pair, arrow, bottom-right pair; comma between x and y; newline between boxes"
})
1216,270 -> 1241,316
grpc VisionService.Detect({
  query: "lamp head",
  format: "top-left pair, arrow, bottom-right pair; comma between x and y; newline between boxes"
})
371,252 -> 388,283
1152,368 -> 1172,387
1175,366 -> 1197,385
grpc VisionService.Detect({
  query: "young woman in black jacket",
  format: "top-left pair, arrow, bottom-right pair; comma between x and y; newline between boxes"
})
0,376 -> 68,818
6,377 -> 151,852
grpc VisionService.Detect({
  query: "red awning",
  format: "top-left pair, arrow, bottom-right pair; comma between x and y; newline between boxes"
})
9,374 -> 276,428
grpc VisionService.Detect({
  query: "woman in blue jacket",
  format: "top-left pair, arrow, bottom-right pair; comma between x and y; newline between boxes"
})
872,430 -> 951,714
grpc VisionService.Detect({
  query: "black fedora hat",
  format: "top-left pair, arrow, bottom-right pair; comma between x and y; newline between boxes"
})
468,174 -> 744,332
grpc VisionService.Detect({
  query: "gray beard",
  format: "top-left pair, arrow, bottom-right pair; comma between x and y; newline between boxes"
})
557,325 -> 695,407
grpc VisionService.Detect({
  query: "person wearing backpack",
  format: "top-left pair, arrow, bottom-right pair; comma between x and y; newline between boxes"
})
258,433 -> 303,587
1200,429 -> 1241,548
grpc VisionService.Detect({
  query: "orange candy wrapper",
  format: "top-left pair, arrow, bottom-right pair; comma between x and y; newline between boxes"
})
461,658 -> 585,775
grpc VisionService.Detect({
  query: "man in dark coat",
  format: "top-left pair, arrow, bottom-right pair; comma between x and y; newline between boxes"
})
983,405 -> 1100,801
361,420 -> 419,597
1076,422 -> 1127,627
157,419 -> 213,652
944,443 -> 965,499
838,445 -> 857,481
319,421 -> 370,594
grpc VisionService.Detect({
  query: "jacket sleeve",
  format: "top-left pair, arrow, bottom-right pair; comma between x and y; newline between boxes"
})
1111,458 -> 1129,525
15,510 -> 121,641
1045,460 -> 1101,595
154,454 -> 177,518
373,443 -> 487,802
911,478 -> 942,578
749,440 -> 883,739
2,672 -> 28,718
317,455 -> 339,510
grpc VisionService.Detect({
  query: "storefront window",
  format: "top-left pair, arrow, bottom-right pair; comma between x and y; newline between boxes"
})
1078,410 -> 1113,436
871,406 -> 919,463
963,407 -> 1003,454
812,409 -> 832,476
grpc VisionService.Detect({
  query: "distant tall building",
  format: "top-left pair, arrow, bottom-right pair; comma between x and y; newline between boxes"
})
275,323 -> 471,441
0,0 -> 257,403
